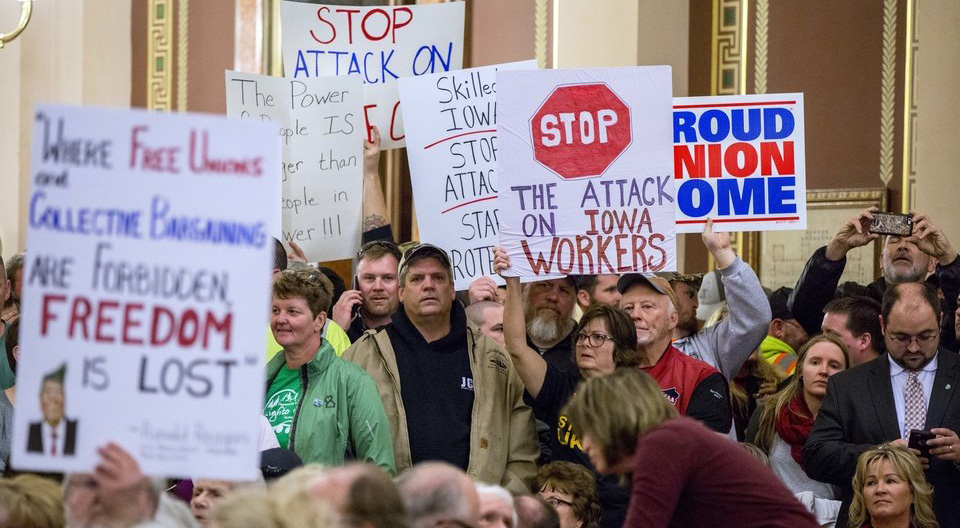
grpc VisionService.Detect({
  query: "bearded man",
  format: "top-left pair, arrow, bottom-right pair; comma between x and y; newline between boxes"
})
522,278 -> 578,374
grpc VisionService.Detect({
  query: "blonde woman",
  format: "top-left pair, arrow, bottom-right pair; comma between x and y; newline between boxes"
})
564,369 -> 818,528
849,444 -> 938,528
749,334 -> 849,498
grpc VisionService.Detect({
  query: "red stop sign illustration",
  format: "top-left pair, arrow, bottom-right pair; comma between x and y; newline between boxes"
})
530,83 -> 632,179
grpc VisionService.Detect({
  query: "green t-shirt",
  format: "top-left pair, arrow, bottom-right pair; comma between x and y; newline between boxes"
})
263,366 -> 302,449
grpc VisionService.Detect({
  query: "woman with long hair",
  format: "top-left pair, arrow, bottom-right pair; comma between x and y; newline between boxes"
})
849,444 -> 938,528
749,334 -> 850,497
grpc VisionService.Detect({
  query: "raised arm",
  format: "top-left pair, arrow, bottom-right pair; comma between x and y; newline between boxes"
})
494,247 -> 548,398
362,126 -> 393,243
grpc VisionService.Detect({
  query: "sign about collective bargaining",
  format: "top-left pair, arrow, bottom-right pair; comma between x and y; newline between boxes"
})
280,1 -> 465,150
226,71 -> 364,261
497,67 -> 677,278
672,93 -> 806,232
11,105 -> 279,479
398,60 -> 537,290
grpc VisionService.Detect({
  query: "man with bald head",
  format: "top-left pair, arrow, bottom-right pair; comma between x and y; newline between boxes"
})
805,281 -> 960,527
397,462 -> 480,528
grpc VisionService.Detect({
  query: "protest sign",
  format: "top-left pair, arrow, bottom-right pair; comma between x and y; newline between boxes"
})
225,71 -> 364,261
11,105 -> 279,479
497,67 -> 677,278
398,60 -> 536,290
672,93 -> 806,232
280,1 -> 465,149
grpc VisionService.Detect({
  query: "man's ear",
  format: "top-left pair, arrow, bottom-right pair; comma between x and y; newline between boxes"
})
769,319 -> 784,339
12,344 -> 19,362
879,315 -> 886,336
857,332 -> 871,353
577,289 -> 590,308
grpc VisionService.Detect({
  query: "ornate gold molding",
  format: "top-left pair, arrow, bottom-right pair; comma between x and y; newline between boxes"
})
879,0 -> 896,187
177,0 -> 189,112
535,0 -> 547,69
147,0 -> 173,111
753,0 -> 768,94
901,0 -> 917,211
711,0 -> 748,96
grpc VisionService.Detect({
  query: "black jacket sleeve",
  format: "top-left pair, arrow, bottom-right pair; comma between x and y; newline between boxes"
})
685,373 -> 732,433
802,376 -> 874,486
789,246 -> 847,337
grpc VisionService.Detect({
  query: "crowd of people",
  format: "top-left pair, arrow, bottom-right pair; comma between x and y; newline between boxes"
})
1,131 -> 960,528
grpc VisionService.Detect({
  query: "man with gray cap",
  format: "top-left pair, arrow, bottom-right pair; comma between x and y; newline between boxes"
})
343,243 -> 537,493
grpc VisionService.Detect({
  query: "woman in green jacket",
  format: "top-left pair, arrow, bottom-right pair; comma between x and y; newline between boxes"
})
264,268 -> 395,473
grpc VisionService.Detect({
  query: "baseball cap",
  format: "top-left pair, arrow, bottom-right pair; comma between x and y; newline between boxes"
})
260,447 -> 303,482
398,243 -> 453,278
617,274 -> 678,309
696,270 -> 725,321
767,286 -> 795,321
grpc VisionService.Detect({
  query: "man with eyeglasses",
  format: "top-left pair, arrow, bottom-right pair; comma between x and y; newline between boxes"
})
758,286 -> 810,376
333,240 -> 403,342
343,243 -> 538,493
805,281 -> 960,528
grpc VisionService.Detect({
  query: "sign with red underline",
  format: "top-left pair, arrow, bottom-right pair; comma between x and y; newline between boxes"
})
672,93 -> 807,233
399,60 -> 535,290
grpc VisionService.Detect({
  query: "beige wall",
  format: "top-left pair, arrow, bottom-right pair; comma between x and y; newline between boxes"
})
914,2 -> 960,238
0,0 -> 130,260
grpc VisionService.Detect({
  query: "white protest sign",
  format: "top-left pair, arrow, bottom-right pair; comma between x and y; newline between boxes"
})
399,60 -> 536,290
280,1 -> 465,149
497,67 -> 677,278
11,105 -> 279,479
672,93 -> 806,232
226,71 -> 364,261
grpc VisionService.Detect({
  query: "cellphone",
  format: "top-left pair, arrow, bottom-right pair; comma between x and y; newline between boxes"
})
908,429 -> 935,458
869,212 -> 913,236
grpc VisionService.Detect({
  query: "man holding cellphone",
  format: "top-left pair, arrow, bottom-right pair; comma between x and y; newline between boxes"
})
805,282 -> 960,528
332,241 -> 403,342
789,208 -> 960,350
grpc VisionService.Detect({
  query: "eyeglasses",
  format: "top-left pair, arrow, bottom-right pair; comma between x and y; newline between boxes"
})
542,496 -> 574,509
888,332 -> 938,346
575,332 -> 616,348
357,240 -> 402,261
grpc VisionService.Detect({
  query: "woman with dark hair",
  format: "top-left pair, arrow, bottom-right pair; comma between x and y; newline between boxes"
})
494,248 -> 637,528
537,461 -> 601,528
849,444 -> 938,528
749,334 -> 849,498
564,369 -> 819,528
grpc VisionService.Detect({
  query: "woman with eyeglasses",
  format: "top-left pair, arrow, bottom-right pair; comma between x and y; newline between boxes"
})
494,248 -> 638,528
748,334 -> 849,500
264,269 -> 395,472
537,461 -> 601,528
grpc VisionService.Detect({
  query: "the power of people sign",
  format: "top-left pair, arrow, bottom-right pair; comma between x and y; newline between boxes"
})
672,94 -> 807,232
398,60 -> 536,291
497,67 -> 677,278
280,1 -> 465,150
11,105 -> 278,479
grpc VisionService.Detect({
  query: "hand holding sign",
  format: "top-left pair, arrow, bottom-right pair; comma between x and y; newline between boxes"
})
702,219 -> 736,269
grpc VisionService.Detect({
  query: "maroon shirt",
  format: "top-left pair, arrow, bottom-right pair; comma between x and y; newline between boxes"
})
624,417 -> 819,528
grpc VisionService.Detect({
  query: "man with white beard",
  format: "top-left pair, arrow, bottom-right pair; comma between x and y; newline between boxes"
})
523,277 -> 579,374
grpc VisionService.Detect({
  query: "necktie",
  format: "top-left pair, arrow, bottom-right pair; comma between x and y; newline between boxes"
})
50,429 -> 58,456
904,370 -> 926,437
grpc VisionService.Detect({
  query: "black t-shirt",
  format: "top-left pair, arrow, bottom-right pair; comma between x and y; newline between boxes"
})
528,331 -> 578,375
532,365 -> 630,528
388,303 -> 474,470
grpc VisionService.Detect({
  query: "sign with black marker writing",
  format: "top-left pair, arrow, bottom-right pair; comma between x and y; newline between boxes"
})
11,105 -> 279,479
399,60 -> 536,290
226,71 -> 364,261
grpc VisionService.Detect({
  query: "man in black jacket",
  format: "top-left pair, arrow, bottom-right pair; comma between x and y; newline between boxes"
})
804,282 -> 960,527
789,208 -> 960,350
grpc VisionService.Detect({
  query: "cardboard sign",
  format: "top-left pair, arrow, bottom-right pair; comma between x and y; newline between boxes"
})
497,67 -> 677,278
280,1 -> 465,149
226,71 -> 364,261
398,60 -> 536,290
11,105 -> 279,479
672,94 -> 806,232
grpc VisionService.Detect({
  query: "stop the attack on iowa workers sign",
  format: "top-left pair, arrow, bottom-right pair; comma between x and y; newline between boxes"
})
496,66 -> 677,279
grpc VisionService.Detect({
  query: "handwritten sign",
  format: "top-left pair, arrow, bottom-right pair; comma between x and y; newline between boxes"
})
398,60 -> 536,290
226,71 -> 364,261
280,1 -> 465,149
672,93 -> 807,232
11,105 -> 279,479
497,67 -> 676,278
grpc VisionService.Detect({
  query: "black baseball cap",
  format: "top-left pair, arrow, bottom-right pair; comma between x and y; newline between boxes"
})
398,243 -> 453,277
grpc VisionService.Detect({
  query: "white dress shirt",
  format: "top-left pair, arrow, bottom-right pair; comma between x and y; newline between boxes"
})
889,353 -> 938,438
40,419 -> 67,457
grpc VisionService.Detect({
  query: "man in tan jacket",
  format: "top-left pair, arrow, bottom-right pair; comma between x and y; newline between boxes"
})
343,244 -> 537,493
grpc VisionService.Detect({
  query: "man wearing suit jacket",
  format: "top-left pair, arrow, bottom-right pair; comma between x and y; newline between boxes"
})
805,282 -> 960,528
26,364 -> 77,456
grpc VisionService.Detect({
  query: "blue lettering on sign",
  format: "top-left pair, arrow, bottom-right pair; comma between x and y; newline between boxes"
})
673,107 -> 796,143
677,176 -> 797,217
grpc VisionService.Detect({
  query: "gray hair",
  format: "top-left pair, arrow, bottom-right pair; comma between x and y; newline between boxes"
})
475,482 -> 517,528
397,463 -> 475,528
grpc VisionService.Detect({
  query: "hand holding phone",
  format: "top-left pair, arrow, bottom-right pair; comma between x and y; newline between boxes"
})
869,212 -> 914,237
908,429 -> 935,459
